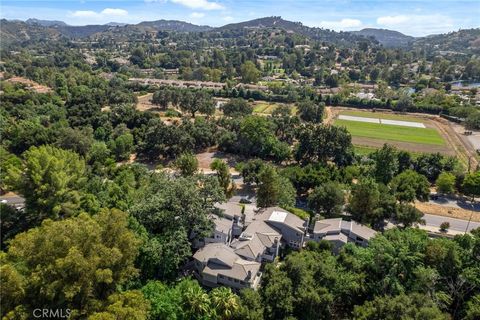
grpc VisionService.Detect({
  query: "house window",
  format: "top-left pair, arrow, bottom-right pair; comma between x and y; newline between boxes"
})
219,274 -> 224,279
234,279 -> 239,283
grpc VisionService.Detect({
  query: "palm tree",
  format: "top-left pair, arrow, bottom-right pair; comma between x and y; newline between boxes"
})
182,280 -> 211,319
210,287 -> 240,320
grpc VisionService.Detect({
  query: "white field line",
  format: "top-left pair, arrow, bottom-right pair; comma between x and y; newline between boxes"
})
338,115 -> 426,128
338,115 -> 379,123
380,119 -> 426,128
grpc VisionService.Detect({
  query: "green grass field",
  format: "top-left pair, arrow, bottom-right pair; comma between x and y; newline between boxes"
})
335,119 -> 445,145
339,110 -> 423,122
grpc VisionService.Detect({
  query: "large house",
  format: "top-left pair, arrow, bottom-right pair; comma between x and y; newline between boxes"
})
193,205 -> 308,290
312,218 -> 377,252
193,243 -> 262,290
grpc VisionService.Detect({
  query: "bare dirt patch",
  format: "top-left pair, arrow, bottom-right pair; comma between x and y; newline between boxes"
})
136,93 -> 156,112
5,76 -> 52,94
415,201 -> 480,222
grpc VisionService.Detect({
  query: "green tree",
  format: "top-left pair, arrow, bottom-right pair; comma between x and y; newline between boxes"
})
210,287 -> 240,319
257,165 -> 295,208
0,146 -> 22,192
462,171 -> 480,200
436,171 -> 456,194
390,170 -> 430,203
353,293 -> 448,320
178,279 -> 213,319
211,159 -> 235,198
1,209 -> 141,317
240,61 -> 261,83
395,203 -> 424,228
237,289 -> 264,320
261,265 -> 294,320
372,144 -> 399,184
347,178 -> 380,224
111,133 -> 134,161
308,182 -> 345,217
174,152 -> 199,176
298,100 -> 324,123
221,98 -> 253,117
20,145 -> 86,223
239,159 -> 265,185
295,123 -> 353,166
141,281 -> 183,320
88,291 -> 150,320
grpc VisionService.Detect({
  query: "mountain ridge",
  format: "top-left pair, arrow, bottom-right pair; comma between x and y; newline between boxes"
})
2,17 -> 479,50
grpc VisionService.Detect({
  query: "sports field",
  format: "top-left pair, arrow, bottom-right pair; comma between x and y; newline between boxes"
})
335,119 -> 445,145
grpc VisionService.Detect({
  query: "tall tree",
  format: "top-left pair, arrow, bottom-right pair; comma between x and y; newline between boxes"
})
436,171 -> 456,194
20,145 -> 86,223
372,144 -> 399,184
174,152 -> 199,176
257,165 -> 295,208
240,61 -> 261,83
390,170 -> 430,203
1,209 -> 141,318
210,159 -> 235,198
308,182 -> 345,217
347,178 -> 380,225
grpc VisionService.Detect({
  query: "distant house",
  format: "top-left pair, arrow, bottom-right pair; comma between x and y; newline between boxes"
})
312,218 -> 377,252
193,243 -> 262,290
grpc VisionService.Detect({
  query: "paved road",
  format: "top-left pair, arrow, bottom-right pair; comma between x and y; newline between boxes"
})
423,213 -> 480,232
429,195 -> 480,211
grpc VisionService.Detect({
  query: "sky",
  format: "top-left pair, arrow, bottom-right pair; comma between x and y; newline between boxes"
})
1,0 -> 479,36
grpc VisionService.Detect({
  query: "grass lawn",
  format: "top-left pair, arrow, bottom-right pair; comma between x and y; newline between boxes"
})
335,119 -> 445,145
253,103 -> 270,113
339,110 -> 423,122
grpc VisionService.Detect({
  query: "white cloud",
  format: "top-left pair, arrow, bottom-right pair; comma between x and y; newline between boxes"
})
376,14 -> 455,36
318,18 -> 363,31
171,0 -> 224,10
70,10 -> 99,18
101,8 -> 128,16
190,12 -> 205,18
69,8 -> 129,20
377,15 -> 409,25
222,16 -> 233,22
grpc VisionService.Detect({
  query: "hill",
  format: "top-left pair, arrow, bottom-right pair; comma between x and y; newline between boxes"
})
26,18 -> 68,27
136,19 -> 212,32
351,28 -> 414,47
216,16 -> 373,45
0,19 -> 62,45
413,28 -> 480,55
